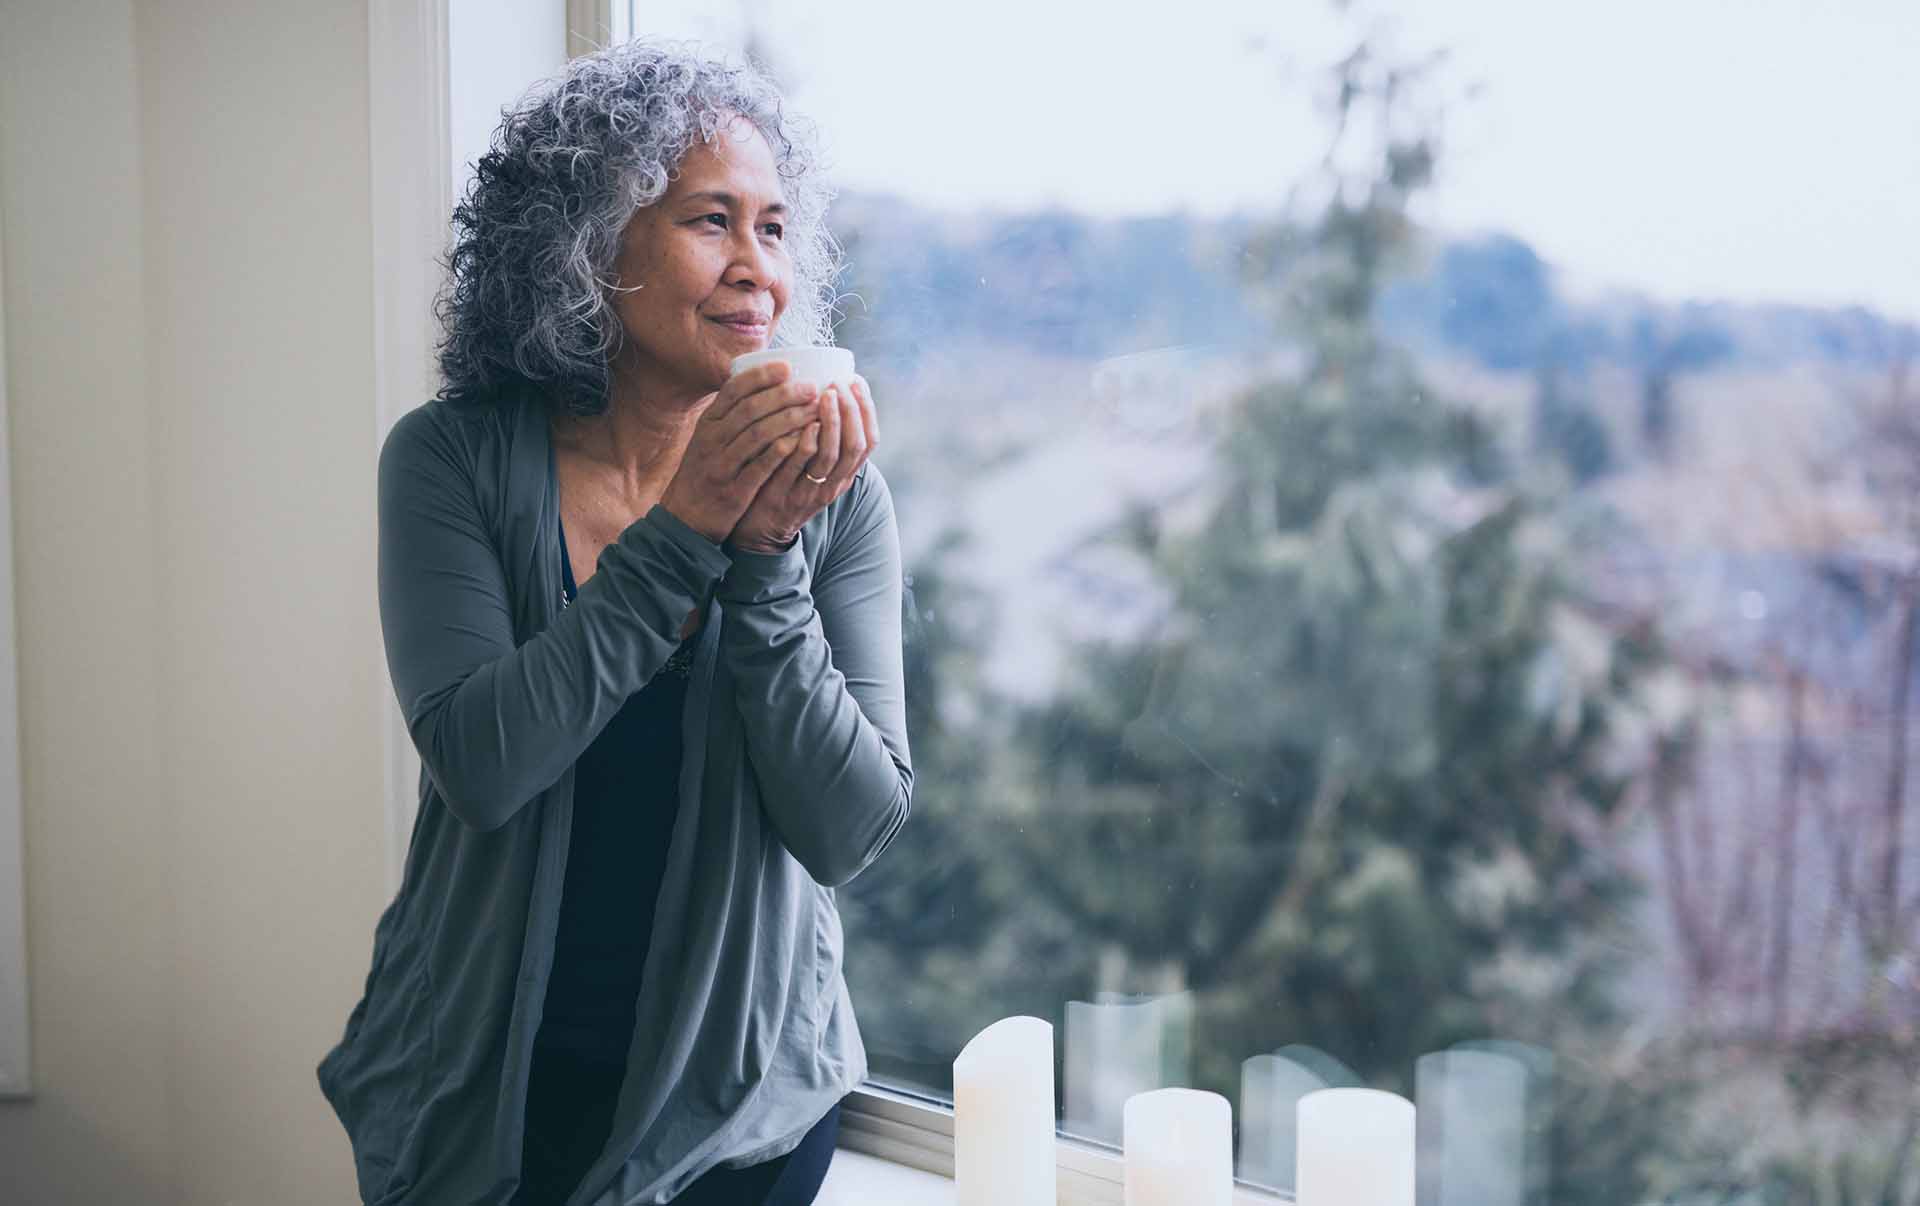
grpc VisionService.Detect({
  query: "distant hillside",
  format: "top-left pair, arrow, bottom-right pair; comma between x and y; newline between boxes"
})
827,193 -> 1268,385
1378,232 -> 1915,374
827,191 -> 1917,385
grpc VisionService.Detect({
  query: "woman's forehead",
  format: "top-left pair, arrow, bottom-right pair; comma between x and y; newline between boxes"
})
669,122 -> 785,205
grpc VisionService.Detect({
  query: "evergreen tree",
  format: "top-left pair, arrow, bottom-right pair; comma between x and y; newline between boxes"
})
1532,358 -> 1613,484
1001,40 -> 1686,1201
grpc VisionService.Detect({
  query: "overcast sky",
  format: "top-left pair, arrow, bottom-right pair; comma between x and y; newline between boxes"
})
617,0 -> 1920,321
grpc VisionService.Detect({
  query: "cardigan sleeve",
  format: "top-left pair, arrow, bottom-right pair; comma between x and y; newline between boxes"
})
714,463 -> 915,886
377,407 -> 733,832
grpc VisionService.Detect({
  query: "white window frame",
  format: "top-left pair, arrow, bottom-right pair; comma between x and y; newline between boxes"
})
566,0 -> 625,54
0,183 -> 33,1100
369,0 -> 451,897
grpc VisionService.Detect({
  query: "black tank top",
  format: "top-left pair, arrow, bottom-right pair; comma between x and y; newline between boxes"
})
533,515 -> 695,1064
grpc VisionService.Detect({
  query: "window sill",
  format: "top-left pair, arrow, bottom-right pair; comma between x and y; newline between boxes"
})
823,1145 -> 1289,1206
820,1147 -> 956,1204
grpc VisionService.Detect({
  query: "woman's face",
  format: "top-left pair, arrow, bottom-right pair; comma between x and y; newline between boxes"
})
608,117 -> 794,400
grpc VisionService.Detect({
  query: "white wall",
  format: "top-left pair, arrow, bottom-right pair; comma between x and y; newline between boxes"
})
0,1 -> 392,1201
0,119 -> 31,1101
0,2 -> 176,1197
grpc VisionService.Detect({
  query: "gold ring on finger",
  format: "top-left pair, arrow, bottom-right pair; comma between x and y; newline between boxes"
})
804,471 -> 829,485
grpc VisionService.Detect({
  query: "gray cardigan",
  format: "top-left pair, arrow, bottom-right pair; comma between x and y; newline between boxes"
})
318,392 -> 913,1205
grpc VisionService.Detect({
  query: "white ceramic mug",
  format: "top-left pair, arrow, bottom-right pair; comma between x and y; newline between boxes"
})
729,346 -> 856,390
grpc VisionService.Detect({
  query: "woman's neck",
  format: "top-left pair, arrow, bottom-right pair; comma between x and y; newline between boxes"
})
553,378 -> 710,503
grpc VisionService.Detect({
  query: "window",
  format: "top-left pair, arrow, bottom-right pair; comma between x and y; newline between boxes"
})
625,3 -> 1918,1201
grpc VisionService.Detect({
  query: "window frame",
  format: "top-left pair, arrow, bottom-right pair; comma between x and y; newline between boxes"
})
369,0 -> 451,897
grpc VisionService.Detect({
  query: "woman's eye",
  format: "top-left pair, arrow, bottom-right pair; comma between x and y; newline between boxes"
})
697,213 -> 780,239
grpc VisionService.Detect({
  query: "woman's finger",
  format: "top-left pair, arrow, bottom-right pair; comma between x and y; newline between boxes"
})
708,360 -> 789,424
725,387 -> 820,472
802,384 -> 844,486
719,378 -> 816,447
749,417 -> 822,511
850,374 -> 879,451
782,420 -> 824,492
743,426 -> 807,494
829,384 -> 866,492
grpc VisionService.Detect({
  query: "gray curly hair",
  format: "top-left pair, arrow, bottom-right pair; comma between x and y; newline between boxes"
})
435,39 -> 841,415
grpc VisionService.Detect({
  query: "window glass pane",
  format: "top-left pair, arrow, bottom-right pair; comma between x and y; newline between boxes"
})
627,4 -> 1919,1200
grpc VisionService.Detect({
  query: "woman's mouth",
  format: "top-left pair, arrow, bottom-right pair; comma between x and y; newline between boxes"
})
709,316 -> 770,340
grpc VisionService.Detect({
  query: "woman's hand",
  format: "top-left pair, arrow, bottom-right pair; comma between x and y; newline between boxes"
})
729,374 -> 879,554
658,362 -> 822,546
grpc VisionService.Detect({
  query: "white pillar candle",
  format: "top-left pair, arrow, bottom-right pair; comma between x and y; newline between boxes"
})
1237,1051 -> 1330,1191
1296,1088 -> 1416,1206
1416,1048 -> 1527,1206
953,1016 -> 1056,1206
1122,1088 -> 1233,1206
1065,995 -> 1178,1143
1455,1040 -> 1553,1205
1097,990 -> 1194,1087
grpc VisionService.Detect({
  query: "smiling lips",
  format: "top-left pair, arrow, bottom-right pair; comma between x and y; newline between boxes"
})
709,312 -> 770,338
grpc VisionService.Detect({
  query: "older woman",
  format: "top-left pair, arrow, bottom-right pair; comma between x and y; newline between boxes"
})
318,40 -> 912,1206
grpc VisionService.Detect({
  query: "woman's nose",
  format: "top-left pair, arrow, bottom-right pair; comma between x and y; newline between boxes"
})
725,232 -> 774,288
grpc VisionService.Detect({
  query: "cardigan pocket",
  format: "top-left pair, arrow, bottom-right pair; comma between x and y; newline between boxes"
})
319,956 -> 435,1206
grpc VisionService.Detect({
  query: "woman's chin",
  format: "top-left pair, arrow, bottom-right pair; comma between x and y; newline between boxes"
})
704,339 -> 767,382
